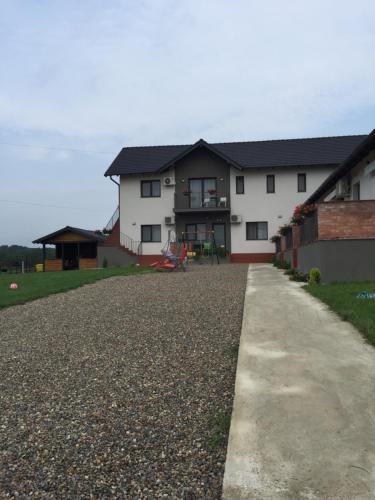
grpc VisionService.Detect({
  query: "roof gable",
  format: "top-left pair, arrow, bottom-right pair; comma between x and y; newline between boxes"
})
157,139 -> 242,172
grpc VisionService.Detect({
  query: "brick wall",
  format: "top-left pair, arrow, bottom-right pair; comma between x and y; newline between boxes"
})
103,219 -> 120,246
318,201 -> 375,240
230,253 -> 274,263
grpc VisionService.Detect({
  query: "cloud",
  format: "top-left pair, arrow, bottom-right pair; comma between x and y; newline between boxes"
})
0,0 -> 374,244
0,0 -> 374,145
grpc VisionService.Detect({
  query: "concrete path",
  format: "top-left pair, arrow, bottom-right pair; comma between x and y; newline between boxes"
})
223,264 -> 375,500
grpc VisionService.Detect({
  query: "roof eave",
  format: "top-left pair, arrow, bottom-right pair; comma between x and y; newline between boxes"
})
305,129 -> 375,204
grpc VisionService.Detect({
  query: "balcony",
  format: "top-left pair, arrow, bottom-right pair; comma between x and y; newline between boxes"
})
174,191 -> 230,213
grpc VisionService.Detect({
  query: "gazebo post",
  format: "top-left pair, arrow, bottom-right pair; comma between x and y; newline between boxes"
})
61,243 -> 65,271
42,244 -> 46,272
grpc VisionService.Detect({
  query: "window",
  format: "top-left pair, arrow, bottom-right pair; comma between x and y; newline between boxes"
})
141,180 -> 161,198
236,176 -> 244,194
246,222 -> 268,240
266,175 -> 275,193
141,225 -> 161,242
189,178 -> 217,208
298,173 -> 306,192
185,223 -> 207,242
353,182 -> 360,201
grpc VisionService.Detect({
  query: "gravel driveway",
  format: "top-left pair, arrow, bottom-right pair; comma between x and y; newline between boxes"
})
0,264 -> 247,498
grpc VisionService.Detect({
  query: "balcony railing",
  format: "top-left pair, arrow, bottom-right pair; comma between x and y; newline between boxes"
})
174,191 -> 230,211
104,206 -> 119,233
300,211 -> 318,245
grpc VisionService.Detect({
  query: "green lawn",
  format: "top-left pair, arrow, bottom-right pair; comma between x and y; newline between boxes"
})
306,282 -> 375,346
0,266 -> 152,309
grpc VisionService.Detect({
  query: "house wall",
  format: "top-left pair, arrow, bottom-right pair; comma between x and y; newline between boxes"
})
119,158 -> 334,259
174,147 -> 230,207
119,170 -> 175,256
318,200 -> 375,240
298,240 -> 375,282
349,150 -> 375,200
229,165 -> 333,256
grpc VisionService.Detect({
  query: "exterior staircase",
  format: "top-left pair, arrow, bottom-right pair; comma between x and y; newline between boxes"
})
103,208 -> 142,257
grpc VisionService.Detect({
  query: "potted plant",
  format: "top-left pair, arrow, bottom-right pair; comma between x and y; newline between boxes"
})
278,223 -> 292,236
291,203 -> 316,225
208,188 -> 217,195
270,234 -> 281,243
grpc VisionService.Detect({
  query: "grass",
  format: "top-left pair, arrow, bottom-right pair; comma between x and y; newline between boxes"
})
209,411 -> 232,449
306,282 -> 375,346
0,266 -> 152,309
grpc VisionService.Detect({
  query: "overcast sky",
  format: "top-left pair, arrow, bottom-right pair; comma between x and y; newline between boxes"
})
1,0 -> 374,245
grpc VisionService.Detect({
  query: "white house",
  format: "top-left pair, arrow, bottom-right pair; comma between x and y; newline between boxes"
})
104,135 -> 366,264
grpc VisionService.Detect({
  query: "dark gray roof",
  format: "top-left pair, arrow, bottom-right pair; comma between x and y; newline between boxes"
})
33,226 -> 106,244
306,129 -> 375,204
105,135 -> 367,176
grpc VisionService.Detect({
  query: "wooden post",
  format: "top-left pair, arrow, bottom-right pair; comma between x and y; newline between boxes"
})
42,244 -> 46,272
77,242 -> 80,270
61,243 -> 65,271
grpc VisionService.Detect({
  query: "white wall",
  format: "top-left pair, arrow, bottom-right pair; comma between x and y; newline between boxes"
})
119,165 -> 334,256
350,151 -> 375,200
230,166 -> 333,253
119,172 -> 175,255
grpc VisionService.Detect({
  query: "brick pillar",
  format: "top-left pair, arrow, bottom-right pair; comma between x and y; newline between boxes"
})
280,236 -> 286,262
292,225 -> 300,269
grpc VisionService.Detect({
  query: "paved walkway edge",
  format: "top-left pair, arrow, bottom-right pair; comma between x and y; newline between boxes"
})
222,264 -> 375,500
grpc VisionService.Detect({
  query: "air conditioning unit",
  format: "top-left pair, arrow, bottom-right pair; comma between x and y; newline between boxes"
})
163,176 -> 175,186
336,178 -> 351,199
165,216 -> 175,225
230,214 -> 242,224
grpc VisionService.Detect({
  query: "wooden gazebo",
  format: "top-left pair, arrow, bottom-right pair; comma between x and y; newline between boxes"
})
33,226 -> 105,271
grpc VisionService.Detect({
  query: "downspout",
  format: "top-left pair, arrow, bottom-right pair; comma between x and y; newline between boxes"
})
109,175 -> 120,206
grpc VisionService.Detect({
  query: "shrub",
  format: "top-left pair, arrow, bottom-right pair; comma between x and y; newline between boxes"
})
288,269 -> 308,282
102,257 -> 108,268
279,260 -> 291,270
272,256 -> 281,268
309,268 -> 321,284
216,247 -> 229,258
193,250 -> 201,261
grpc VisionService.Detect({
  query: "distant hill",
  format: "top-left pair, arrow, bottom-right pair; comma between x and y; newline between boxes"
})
0,245 -> 55,270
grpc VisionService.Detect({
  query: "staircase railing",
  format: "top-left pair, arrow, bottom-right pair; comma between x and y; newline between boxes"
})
104,206 -> 119,233
120,232 -> 142,255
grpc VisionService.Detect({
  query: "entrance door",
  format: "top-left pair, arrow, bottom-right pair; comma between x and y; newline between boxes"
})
212,223 -> 226,249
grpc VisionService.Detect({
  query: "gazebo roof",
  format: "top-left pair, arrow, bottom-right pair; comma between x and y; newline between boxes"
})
33,226 -> 105,244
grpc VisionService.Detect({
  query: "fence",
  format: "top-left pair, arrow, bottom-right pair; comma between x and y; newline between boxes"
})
285,228 -> 293,250
0,256 -> 37,273
300,211 -> 318,245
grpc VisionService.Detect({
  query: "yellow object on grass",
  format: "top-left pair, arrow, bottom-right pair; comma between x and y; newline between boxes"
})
35,264 -> 44,272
